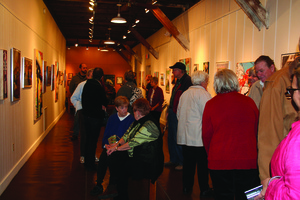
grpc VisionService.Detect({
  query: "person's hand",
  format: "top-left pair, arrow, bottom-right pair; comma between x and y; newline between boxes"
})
106,145 -> 117,156
254,178 -> 270,200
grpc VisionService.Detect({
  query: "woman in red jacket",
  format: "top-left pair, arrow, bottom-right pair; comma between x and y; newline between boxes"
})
202,69 -> 260,200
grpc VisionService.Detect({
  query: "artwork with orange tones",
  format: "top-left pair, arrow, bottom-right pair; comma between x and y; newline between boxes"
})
11,48 -> 21,102
34,49 -> 43,121
236,62 -> 254,94
179,58 -> 191,75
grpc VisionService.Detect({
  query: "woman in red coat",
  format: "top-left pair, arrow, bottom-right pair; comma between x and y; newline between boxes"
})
202,69 -> 260,200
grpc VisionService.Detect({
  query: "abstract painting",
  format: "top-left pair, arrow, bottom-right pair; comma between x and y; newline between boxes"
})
11,48 -> 21,102
55,62 -> 59,102
236,61 -> 254,94
0,49 -> 8,100
34,49 -> 43,121
47,66 -> 51,86
203,62 -> 209,74
179,58 -> 191,75
51,64 -> 54,91
42,61 -> 47,93
22,57 -> 32,88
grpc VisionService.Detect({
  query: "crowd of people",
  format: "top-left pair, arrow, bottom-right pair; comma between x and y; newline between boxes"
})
68,45 -> 300,199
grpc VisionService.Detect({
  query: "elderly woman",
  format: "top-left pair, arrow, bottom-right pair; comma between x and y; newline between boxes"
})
177,71 -> 213,196
256,62 -> 300,200
202,69 -> 260,200
98,98 -> 164,200
147,77 -> 164,121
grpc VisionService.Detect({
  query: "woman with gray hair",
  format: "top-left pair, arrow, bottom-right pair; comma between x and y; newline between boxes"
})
177,71 -> 213,197
202,69 -> 260,200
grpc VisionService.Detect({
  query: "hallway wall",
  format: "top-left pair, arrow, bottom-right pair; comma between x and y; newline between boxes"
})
133,0 -> 300,124
0,0 -> 66,194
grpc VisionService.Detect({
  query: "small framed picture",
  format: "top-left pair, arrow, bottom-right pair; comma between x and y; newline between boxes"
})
11,48 -> 21,102
160,73 -> 165,86
68,73 -> 73,79
116,77 -> 123,84
22,57 -> 32,88
67,80 -> 71,86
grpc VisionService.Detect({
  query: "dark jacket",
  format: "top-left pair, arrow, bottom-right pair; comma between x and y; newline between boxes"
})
69,72 -> 86,95
82,79 -> 108,119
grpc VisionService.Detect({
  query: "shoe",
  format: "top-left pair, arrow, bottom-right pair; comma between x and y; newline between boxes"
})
183,187 -> 192,195
98,185 -> 118,199
70,135 -> 78,141
164,161 -> 175,166
200,188 -> 214,197
95,156 -> 99,162
80,156 -> 84,164
90,185 -> 103,196
175,165 -> 183,170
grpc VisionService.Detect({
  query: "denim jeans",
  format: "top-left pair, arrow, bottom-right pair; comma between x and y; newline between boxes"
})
167,108 -> 183,165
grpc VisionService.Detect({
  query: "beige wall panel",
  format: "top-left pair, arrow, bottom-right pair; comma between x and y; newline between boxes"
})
229,0 -> 240,11
205,0 -> 217,22
244,17 -> 255,61
289,0 -> 300,52
234,10 -> 246,65
228,12 -> 237,67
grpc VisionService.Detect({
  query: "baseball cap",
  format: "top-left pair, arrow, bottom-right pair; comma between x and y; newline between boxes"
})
169,62 -> 186,70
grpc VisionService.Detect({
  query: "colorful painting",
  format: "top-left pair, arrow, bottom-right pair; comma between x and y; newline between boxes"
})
179,58 -> 191,75
236,62 -> 255,94
11,48 -> 21,102
34,49 -> 43,121
0,49 -> 8,100
203,62 -> 209,74
42,61 -> 47,93
281,52 -> 300,69
166,68 -> 170,93
160,73 -> 165,86
154,72 -> 159,77
47,66 -> 51,86
104,74 -> 115,86
22,57 -> 32,88
55,62 -> 59,102
193,64 -> 199,72
51,64 -> 54,91
216,61 -> 230,71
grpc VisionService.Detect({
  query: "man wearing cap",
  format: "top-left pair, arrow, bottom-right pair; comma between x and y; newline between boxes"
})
165,62 -> 192,170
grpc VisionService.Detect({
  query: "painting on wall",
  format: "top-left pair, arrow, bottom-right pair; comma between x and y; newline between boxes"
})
0,49 -> 8,100
42,61 -> 47,93
166,68 -> 170,93
68,73 -> 73,79
51,64 -> 54,91
22,57 -> 32,88
154,72 -> 159,78
236,61 -> 254,94
179,58 -> 191,75
47,66 -> 51,86
117,77 -> 123,84
160,73 -> 165,86
216,61 -> 230,71
104,74 -> 115,86
281,52 -> 300,69
55,62 -> 59,102
34,49 -> 43,121
11,48 -> 21,102
203,62 -> 209,74
193,64 -> 199,72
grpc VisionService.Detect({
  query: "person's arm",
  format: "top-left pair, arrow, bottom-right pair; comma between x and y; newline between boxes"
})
70,82 -> 83,108
202,103 -> 213,153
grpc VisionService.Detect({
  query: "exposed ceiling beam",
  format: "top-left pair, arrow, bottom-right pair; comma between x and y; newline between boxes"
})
129,27 -> 159,60
150,6 -> 190,51
116,50 -> 132,66
235,0 -> 269,31
123,44 -> 142,64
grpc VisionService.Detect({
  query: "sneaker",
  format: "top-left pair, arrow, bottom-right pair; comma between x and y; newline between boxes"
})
95,156 -> 99,162
175,165 -> 183,170
98,185 -> 118,199
90,185 -> 103,196
80,156 -> 84,164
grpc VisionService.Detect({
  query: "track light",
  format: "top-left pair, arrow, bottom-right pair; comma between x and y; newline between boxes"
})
86,46 -> 89,50
145,8 -> 149,13
89,6 -> 93,11
123,35 -> 126,39
132,24 -> 136,28
135,19 -> 140,24
89,2 -> 94,6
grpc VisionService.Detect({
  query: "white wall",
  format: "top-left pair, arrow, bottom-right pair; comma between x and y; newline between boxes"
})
133,0 -> 300,124
0,0 -> 66,194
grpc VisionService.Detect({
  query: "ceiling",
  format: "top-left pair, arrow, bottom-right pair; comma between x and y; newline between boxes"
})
43,0 -> 201,50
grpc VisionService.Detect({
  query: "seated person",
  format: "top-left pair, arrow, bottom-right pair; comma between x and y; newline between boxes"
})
98,98 -> 164,200
90,96 -> 135,196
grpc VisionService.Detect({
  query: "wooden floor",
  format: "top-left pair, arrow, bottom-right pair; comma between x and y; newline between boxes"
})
1,111 -> 214,200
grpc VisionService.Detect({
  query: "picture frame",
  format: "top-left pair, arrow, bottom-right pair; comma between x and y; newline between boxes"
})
154,72 -> 159,78
67,80 -> 71,86
68,73 -> 73,79
51,64 -> 54,91
281,52 -> 300,69
55,61 -> 59,102
179,58 -> 191,75
34,49 -> 43,121
216,61 -> 230,71
104,74 -> 115,86
116,77 -> 123,84
166,68 -> 170,93
203,62 -> 209,74
11,48 -> 21,102
160,73 -> 165,86
46,66 -> 51,86
42,61 -> 47,93
236,61 -> 254,94
0,49 -> 8,100
193,64 -> 199,72
22,57 -> 33,88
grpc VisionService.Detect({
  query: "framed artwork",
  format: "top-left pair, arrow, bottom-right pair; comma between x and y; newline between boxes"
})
116,77 -> 123,84
193,64 -> 199,72
281,52 -> 300,69
203,62 -> 209,74
46,66 -> 51,86
22,57 -> 32,88
11,48 -> 21,102
64,70 -> 66,88
104,74 -> 115,86
154,72 -> 159,77
42,61 -> 47,93
216,61 -> 230,71
236,61 -> 254,94
166,68 -> 170,93
55,62 -> 59,102
34,49 -> 43,121
59,71 -> 64,85
68,73 -> 73,79
67,80 -> 71,86
51,64 -> 54,91
0,49 -> 8,100
179,58 -> 191,75
160,73 -> 165,86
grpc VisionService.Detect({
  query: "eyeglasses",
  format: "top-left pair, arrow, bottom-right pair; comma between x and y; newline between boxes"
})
285,86 -> 300,97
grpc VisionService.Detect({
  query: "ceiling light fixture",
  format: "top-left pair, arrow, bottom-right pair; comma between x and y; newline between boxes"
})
123,35 -> 126,39
135,19 -> 140,24
89,2 -> 94,6
104,28 -> 115,45
101,46 -> 109,52
152,0 -> 157,5
111,4 -> 127,24
89,6 -> 93,11
86,46 -> 89,50
75,39 -> 78,47
127,30 -> 131,34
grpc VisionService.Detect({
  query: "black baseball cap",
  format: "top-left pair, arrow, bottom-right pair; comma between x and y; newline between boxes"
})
169,62 -> 186,70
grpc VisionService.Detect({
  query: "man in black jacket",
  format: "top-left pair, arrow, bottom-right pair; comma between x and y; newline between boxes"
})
82,67 -> 108,171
